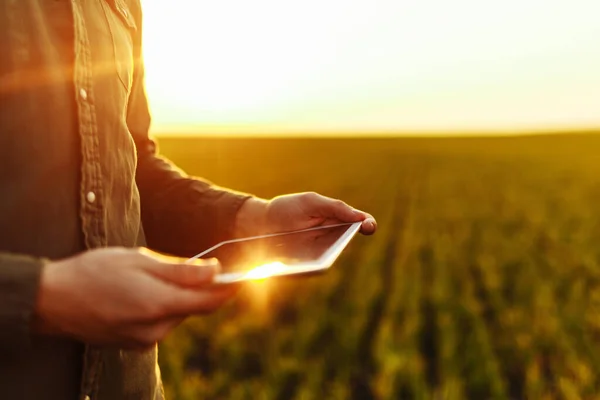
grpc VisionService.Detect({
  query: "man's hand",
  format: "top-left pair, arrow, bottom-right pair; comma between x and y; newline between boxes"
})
35,248 -> 237,349
235,192 -> 377,237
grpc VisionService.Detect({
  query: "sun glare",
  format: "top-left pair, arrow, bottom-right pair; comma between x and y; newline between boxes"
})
142,0 -> 600,134
244,262 -> 288,281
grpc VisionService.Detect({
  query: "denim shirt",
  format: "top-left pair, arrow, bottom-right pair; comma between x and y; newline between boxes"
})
0,1 -> 250,398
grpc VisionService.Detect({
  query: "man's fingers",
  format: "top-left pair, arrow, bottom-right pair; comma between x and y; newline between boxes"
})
144,258 -> 220,288
360,213 -> 377,235
308,193 -> 377,233
309,194 -> 361,221
165,285 -> 240,316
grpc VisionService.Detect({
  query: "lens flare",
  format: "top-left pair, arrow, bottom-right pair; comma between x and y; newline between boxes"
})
244,262 -> 288,280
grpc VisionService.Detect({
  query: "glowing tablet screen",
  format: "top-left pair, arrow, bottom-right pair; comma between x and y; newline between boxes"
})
190,223 -> 360,282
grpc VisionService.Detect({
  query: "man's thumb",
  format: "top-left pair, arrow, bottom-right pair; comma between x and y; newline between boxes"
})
146,258 -> 220,288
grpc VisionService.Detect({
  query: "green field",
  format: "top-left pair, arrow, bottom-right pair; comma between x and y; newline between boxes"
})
156,134 -> 600,400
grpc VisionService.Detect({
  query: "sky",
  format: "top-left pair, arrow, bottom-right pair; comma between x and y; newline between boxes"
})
141,0 -> 600,135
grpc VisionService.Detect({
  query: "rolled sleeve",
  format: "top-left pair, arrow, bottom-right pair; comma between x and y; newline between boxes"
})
0,253 -> 45,355
140,175 -> 252,257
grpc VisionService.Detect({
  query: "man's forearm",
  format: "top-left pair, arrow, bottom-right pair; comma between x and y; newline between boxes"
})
137,167 -> 252,256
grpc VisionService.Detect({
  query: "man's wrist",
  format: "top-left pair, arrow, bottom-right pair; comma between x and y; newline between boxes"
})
34,260 -> 67,336
234,197 -> 269,237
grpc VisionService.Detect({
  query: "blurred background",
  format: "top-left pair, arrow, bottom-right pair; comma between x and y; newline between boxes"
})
141,1 -> 600,398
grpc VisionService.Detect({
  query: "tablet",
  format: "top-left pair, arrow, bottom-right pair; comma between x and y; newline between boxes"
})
187,222 -> 362,285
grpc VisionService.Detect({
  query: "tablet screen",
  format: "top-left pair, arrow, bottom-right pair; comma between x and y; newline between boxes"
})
196,223 -> 356,277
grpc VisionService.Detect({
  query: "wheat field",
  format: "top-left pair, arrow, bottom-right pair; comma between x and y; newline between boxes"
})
156,134 -> 600,400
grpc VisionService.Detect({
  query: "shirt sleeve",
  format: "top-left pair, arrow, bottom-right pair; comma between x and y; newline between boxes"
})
125,1 -> 252,257
0,253 -> 46,355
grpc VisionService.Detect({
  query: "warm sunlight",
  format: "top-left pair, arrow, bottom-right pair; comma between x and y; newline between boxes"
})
244,262 -> 289,281
142,0 -> 600,134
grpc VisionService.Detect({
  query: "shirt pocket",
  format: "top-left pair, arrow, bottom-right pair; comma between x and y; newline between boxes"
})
101,0 -> 137,94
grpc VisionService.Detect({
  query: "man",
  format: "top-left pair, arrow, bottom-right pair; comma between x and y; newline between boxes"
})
0,0 -> 376,399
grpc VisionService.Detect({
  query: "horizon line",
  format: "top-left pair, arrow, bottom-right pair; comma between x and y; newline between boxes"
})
153,128 -> 600,139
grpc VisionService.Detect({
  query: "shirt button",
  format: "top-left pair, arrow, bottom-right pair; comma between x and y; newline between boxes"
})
86,191 -> 96,204
79,88 -> 88,101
